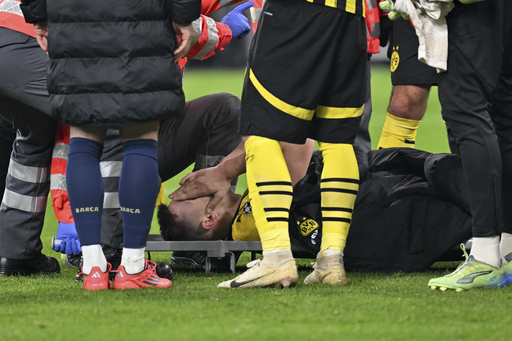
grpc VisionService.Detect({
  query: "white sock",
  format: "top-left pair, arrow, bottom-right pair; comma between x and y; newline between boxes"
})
316,249 -> 343,268
470,236 -> 501,268
121,247 -> 145,274
262,249 -> 294,266
500,232 -> 512,264
82,244 -> 107,274
319,248 -> 343,257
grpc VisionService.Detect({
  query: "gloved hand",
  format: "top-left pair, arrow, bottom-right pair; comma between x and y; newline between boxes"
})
379,0 -> 409,21
378,14 -> 394,48
52,222 -> 82,255
220,1 -> 254,39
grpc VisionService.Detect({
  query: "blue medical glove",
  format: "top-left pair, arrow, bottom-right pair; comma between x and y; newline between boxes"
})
53,222 -> 82,255
220,1 -> 254,39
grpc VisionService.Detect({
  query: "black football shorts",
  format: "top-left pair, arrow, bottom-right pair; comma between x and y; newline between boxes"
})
389,18 -> 443,86
239,0 -> 367,144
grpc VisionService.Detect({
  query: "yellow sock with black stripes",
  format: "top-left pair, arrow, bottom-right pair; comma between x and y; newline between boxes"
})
318,142 -> 359,253
377,112 -> 420,149
245,136 -> 293,254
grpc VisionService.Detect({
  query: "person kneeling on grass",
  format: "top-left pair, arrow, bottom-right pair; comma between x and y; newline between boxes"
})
162,141 -> 481,287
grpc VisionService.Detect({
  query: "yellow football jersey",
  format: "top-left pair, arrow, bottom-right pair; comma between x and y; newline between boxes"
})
231,190 -> 260,241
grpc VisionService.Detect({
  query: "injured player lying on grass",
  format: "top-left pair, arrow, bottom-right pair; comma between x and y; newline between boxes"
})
159,142 -> 473,284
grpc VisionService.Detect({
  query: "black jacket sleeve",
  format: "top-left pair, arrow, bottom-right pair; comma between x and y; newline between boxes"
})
171,0 -> 201,24
20,0 -> 47,23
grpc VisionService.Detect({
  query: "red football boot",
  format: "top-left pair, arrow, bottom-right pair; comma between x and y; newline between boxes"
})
113,260 -> 172,290
82,263 -> 112,290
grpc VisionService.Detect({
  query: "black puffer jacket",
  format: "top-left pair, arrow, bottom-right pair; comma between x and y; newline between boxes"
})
22,0 -> 200,126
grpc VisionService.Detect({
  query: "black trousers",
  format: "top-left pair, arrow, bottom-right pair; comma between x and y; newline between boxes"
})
0,28 -> 57,259
0,119 -> 16,202
438,1 -> 512,236
158,92 -> 242,182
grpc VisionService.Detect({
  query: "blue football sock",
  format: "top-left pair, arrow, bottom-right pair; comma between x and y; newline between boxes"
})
67,137 -> 104,245
119,139 -> 159,248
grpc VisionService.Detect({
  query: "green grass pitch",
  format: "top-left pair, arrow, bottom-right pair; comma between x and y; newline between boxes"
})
2,66 -> 510,341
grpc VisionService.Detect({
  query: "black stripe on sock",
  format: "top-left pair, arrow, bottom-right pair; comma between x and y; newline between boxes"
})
267,217 -> 289,222
256,181 -> 292,187
322,207 -> 353,213
259,191 -> 293,196
321,188 -> 358,195
323,217 -> 351,223
321,178 -> 359,184
264,207 -> 290,212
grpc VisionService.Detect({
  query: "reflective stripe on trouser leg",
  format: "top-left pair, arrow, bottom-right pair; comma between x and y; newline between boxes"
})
0,155 -> 51,258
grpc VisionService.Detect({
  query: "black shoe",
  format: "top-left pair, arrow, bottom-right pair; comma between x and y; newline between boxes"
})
155,262 -> 174,280
103,245 -> 121,281
171,251 -> 239,272
171,251 -> 207,267
66,253 -> 82,268
0,254 -> 60,276
102,245 -> 122,271
67,246 -> 123,269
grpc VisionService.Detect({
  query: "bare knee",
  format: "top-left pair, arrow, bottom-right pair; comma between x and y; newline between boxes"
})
119,121 -> 159,142
388,85 -> 432,120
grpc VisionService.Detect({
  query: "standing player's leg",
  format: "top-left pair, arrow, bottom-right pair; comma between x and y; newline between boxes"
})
302,3 -> 366,285
67,126 -> 110,289
113,122 -> 172,290
428,1 -> 508,291
217,136 -> 298,288
378,85 -> 429,149
304,142 -> 359,285
488,9 -> 512,284
377,19 -> 440,149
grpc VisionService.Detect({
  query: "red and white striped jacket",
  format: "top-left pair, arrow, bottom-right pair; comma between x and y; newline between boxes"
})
0,0 -> 36,37
366,0 -> 382,54
51,124 -> 73,223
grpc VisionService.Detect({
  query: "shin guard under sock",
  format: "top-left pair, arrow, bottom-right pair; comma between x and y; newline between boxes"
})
67,137 -> 104,245
245,136 -> 292,251
318,142 -> 359,253
119,139 -> 159,248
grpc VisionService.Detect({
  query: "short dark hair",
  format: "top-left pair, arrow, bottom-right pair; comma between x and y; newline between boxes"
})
157,204 -> 204,241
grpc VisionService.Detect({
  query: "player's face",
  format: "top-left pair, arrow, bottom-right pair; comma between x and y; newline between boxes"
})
167,196 -> 211,222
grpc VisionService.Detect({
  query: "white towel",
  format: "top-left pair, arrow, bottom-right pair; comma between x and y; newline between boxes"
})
393,0 -> 454,73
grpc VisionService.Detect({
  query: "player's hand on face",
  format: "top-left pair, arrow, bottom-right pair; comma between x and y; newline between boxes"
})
170,166 -> 232,213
